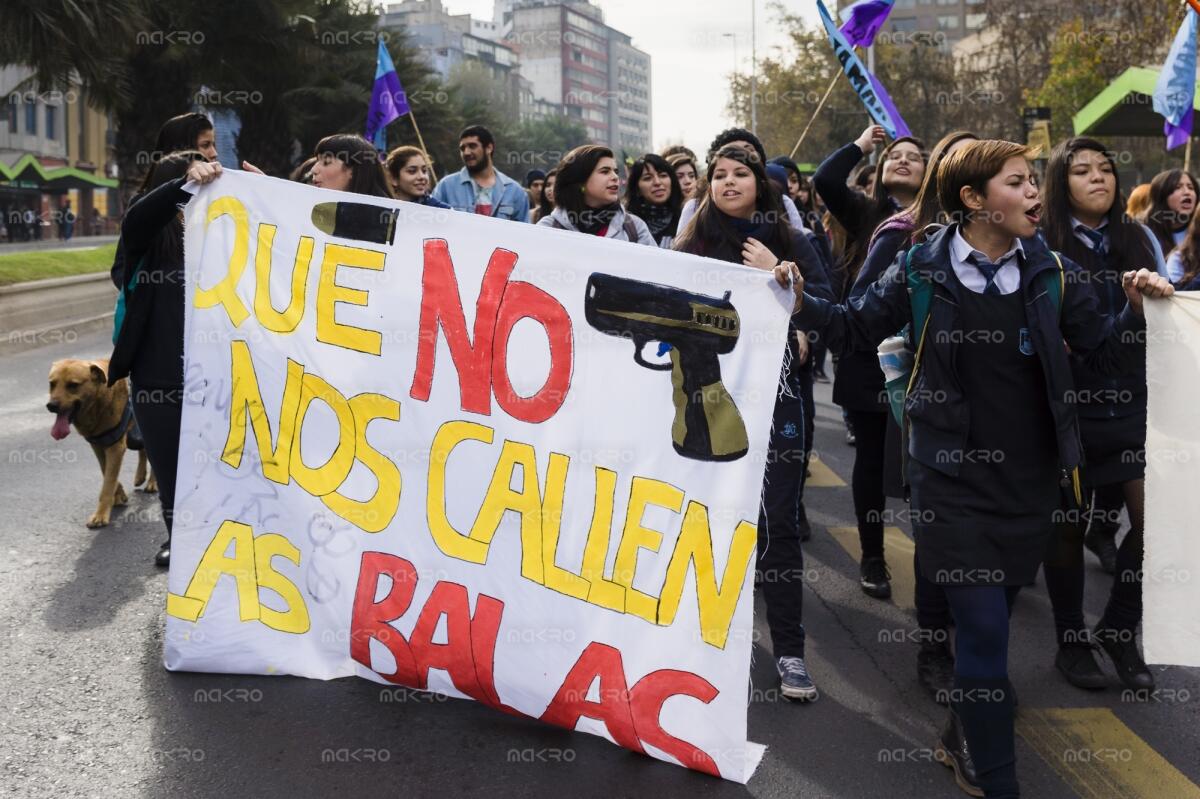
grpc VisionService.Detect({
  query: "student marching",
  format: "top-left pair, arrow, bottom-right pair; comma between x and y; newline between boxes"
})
107,100 -> 1195,799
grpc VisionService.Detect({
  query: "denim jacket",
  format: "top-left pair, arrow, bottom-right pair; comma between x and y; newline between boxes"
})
432,166 -> 530,221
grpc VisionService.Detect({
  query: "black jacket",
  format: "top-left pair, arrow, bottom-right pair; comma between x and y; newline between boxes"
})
830,226 -> 908,412
795,225 -> 1145,476
1060,228 -> 1156,420
108,177 -> 189,391
813,142 -> 873,242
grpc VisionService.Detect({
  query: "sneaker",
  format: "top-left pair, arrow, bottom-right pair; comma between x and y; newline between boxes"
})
933,710 -> 984,798
917,639 -> 955,705
1093,626 -> 1154,690
777,656 -> 818,701
1054,642 -> 1107,690
860,556 -> 892,599
155,543 -> 170,568
814,369 -> 830,384
1084,526 -> 1119,574
845,426 -> 856,446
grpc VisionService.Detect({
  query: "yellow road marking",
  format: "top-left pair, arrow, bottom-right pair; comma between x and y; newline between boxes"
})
806,456 -> 847,487
827,526 -> 916,610
1017,708 -> 1200,799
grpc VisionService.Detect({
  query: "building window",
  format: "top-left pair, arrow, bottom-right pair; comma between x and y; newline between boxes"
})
937,14 -> 960,29
45,105 -> 56,140
936,0 -> 958,5
966,12 -> 985,27
891,17 -> 918,32
25,100 -> 37,134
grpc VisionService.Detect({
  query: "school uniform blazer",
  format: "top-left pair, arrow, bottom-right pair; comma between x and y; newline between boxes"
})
794,225 -> 1145,477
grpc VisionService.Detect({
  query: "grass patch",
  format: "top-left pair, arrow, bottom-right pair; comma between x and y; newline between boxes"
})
0,243 -> 117,287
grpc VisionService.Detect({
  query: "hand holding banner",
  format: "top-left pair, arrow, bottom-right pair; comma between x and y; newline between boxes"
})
166,172 -> 794,782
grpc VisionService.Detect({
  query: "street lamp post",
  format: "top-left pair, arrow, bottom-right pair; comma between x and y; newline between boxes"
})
723,33 -> 738,123
750,0 -> 758,136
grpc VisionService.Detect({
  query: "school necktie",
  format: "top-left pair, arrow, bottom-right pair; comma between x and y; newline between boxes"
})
1077,225 -> 1109,259
966,252 -> 1006,295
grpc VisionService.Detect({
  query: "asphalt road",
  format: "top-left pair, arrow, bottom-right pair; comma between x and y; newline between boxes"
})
3,329 -> 1198,799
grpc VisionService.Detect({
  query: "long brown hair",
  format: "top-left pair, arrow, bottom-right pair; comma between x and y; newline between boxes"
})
673,145 -> 793,264
1173,208 -> 1200,286
872,130 -> 976,247
1145,168 -> 1197,254
313,134 -> 394,198
842,135 -> 924,282
1041,137 -> 1146,272
553,144 -> 615,220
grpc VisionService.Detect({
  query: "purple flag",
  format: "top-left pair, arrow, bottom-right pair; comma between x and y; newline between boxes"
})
839,0 -> 895,48
818,0 -> 910,138
1166,108 -> 1193,151
1154,10 -> 1198,151
868,72 -> 911,138
366,40 -> 410,150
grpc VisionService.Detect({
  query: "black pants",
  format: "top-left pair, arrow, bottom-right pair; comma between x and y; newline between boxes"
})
945,585 -> 1021,798
849,410 -> 953,633
811,340 -> 828,375
847,409 -> 887,560
757,384 -> 807,659
130,383 -> 182,543
915,550 -> 954,633
1044,482 -> 1143,643
796,368 -> 816,537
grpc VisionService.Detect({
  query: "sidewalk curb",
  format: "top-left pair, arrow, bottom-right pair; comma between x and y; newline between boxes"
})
0,272 -> 116,356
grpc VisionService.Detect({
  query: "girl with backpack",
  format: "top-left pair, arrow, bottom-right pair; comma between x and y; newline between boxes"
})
791,139 -> 1174,798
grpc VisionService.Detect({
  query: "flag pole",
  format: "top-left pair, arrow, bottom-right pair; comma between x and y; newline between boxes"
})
1187,135 -> 1193,174
789,73 -> 840,160
408,110 -> 437,182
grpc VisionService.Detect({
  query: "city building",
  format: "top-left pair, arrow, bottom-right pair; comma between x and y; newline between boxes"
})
0,66 -> 118,241
380,0 -> 526,120
499,0 -> 652,155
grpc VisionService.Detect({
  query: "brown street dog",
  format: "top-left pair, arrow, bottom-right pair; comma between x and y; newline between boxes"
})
46,358 -> 157,528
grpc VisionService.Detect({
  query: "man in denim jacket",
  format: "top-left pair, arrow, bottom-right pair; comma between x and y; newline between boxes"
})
432,125 -> 530,222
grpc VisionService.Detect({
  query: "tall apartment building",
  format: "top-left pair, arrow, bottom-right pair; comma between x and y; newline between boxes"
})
381,0 -> 527,120
498,0 -> 652,156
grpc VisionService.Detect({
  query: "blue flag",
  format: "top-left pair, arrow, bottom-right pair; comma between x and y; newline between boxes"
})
1154,9 -> 1198,151
366,40 -> 410,150
817,0 -> 910,138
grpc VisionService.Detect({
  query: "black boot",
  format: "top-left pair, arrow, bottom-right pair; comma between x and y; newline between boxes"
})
155,542 -> 170,568
1093,626 -> 1154,690
934,708 -> 983,797
1055,641 -> 1107,690
860,556 -> 892,599
954,677 -> 1020,798
918,638 -> 955,705
1084,524 -> 1119,575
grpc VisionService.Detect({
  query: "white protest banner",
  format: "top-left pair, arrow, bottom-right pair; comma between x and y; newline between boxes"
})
164,171 -> 793,781
1144,292 -> 1200,667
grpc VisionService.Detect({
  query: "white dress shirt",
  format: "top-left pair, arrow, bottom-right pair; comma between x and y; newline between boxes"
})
949,227 -> 1024,295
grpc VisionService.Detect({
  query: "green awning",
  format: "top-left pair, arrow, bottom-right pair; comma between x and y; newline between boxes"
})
0,154 -> 117,191
1073,66 -> 1200,137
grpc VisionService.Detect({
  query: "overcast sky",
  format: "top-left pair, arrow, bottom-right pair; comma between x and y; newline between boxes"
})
442,0 -> 820,157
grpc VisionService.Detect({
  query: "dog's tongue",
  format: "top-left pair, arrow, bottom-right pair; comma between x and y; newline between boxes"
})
51,412 -> 71,440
